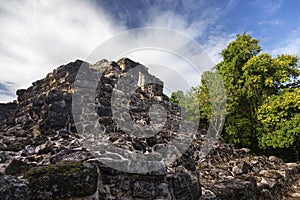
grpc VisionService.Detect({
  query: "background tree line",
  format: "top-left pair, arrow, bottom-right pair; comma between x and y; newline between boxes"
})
170,34 -> 300,162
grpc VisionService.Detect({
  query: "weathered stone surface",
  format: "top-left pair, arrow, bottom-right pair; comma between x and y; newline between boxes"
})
23,162 -> 98,199
0,103 -> 17,131
0,175 -> 29,200
0,58 -> 299,199
5,159 -> 33,175
195,139 -> 300,200
167,173 -> 201,200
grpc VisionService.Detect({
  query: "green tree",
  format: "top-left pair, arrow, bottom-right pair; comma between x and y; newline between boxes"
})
257,88 -> 300,149
169,88 -> 201,124
170,71 -> 226,130
172,33 -> 300,160
257,87 -> 300,161
169,90 -> 185,105
171,34 -> 300,159
216,34 -> 299,150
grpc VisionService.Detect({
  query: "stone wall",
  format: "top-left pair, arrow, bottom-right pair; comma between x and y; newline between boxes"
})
0,58 -> 299,199
0,103 -> 17,130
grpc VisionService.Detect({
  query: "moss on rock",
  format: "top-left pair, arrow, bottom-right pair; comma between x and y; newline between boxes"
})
5,159 -> 32,175
23,162 -> 98,199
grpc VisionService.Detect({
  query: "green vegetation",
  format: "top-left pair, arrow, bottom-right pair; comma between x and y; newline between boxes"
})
171,33 -> 300,161
257,88 -> 300,148
23,162 -> 98,198
23,161 -> 86,181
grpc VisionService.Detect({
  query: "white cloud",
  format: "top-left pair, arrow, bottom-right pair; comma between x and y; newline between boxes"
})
264,0 -> 283,12
92,28 -> 235,95
203,31 -> 236,64
248,0 -> 283,13
0,0 -> 235,102
268,27 -> 300,57
0,0 -> 124,102
140,0 -> 238,39
258,19 -> 284,26
104,3 -> 236,94
86,28 -> 215,95
144,9 -> 219,39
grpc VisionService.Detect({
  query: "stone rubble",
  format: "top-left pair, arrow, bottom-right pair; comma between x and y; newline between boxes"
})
0,58 -> 299,199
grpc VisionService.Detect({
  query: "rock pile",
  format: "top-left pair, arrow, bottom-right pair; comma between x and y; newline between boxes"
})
0,58 -> 299,199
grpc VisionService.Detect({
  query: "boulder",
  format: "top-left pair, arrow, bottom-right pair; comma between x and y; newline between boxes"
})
0,175 -> 29,200
23,162 -> 98,199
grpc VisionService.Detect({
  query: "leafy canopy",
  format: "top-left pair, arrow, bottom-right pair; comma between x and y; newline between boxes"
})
170,33 -> 300,160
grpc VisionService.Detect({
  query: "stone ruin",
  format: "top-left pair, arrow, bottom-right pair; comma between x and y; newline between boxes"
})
0,58 -> 299,199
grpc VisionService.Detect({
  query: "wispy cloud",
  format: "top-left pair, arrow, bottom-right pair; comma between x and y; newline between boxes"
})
0,0 -> 124,102
264,0 -> 283,12
111,1 -> 237,93
248,0 -> 283,13
0,0 -> 236,102
269,27 -> 300,56
258,19 -> 284,26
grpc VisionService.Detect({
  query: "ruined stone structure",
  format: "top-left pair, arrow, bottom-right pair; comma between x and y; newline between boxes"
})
0,58 -> 299,199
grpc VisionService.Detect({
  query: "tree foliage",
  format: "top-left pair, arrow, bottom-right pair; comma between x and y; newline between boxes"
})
257,88 -> 300,149
170,71 -> 226,130
170,33 -> 300,161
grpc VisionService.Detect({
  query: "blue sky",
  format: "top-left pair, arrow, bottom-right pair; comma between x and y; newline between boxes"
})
94,0 -> 300,55
0,0 -> 300,102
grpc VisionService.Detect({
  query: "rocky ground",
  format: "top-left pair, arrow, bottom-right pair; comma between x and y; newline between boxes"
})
0,58 -> 299,199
